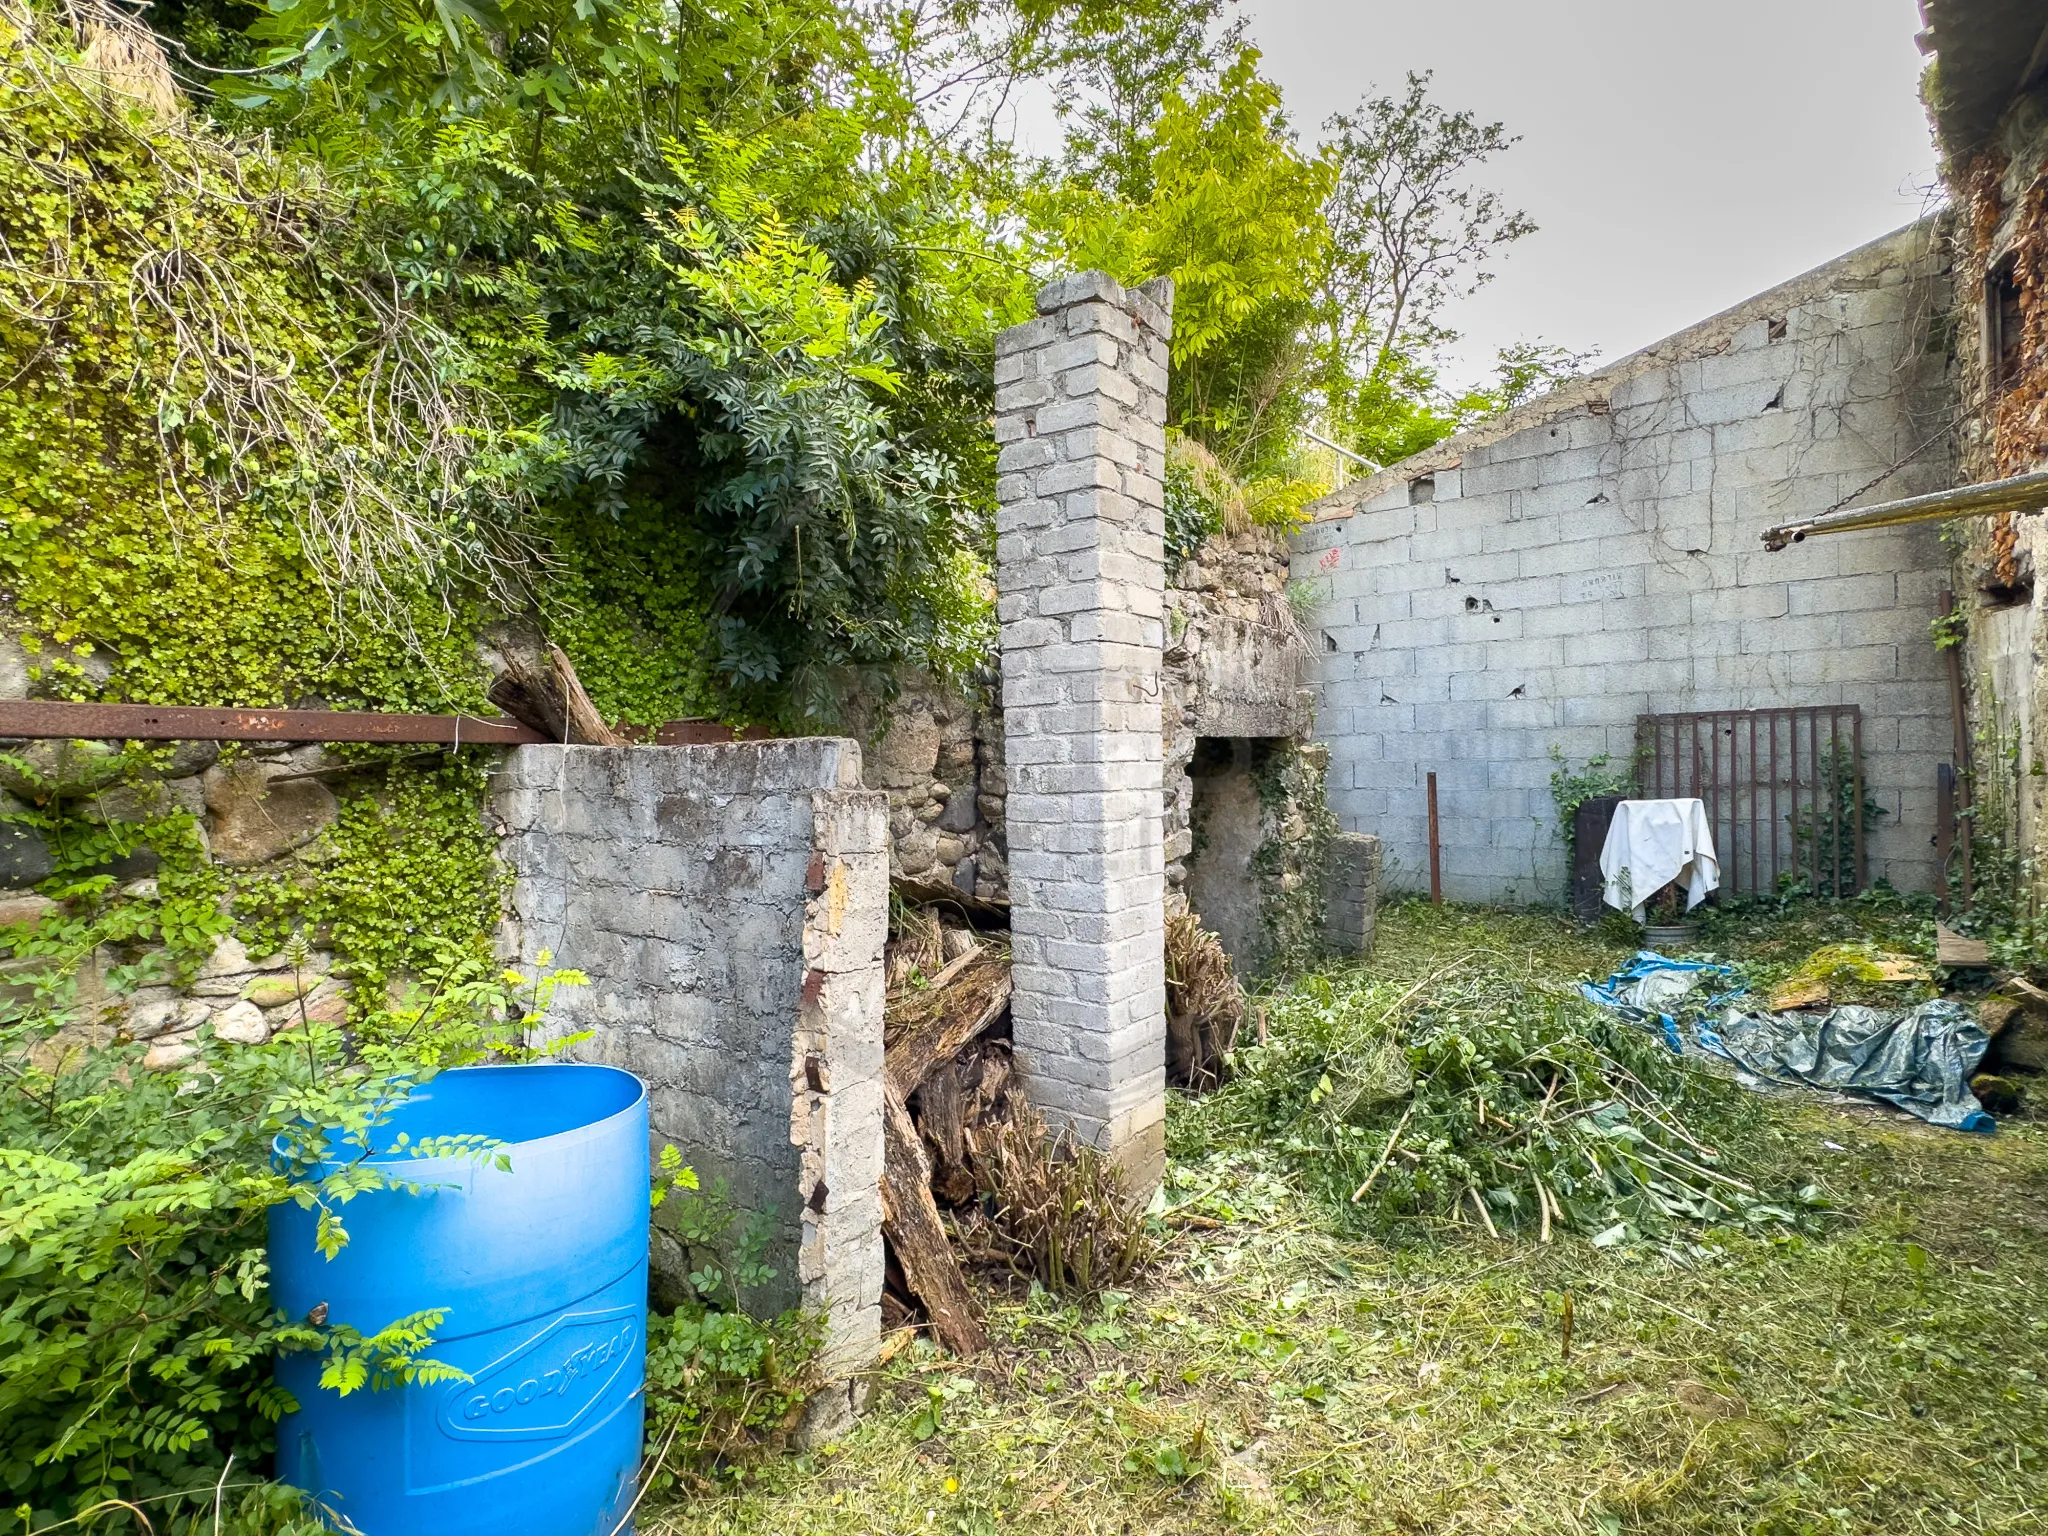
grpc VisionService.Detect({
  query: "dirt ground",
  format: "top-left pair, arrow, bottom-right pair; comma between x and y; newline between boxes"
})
647,902 -> 2048,1536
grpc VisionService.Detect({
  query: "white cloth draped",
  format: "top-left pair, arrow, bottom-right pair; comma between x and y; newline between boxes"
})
1599,798 -> 1720,920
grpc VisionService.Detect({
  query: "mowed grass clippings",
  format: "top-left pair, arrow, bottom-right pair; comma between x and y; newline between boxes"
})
645,903 -> 2048,1536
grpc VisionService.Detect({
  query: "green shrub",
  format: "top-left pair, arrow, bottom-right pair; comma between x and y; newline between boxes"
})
0,995 -> 534,1525
641,1147 -> 821,1480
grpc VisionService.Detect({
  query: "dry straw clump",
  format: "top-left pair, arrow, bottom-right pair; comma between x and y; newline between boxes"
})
1165,909 -> 1243,1090
972,1099 -> 1153,1297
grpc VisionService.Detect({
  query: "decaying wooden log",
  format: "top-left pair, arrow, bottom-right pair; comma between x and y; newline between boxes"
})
918,1062 -> 977,1207
550,645 -> 623,747
488,642 -> 625,746
887,960 -> 1012,1100
880,1086 -> 987,1356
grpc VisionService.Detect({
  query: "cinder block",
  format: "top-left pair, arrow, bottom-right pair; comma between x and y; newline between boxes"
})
1478,514 -> 1565,556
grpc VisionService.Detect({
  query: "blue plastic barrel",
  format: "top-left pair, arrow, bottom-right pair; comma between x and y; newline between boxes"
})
269,1064 -> 650,1536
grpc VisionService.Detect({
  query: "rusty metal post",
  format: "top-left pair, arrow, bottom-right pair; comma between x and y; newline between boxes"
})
1427,771 -> 1442,904
1936,762 -> 1956,914
1851,710 -> 1865,895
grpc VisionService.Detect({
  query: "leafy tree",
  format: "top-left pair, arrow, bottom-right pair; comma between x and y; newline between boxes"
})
1312,71 -> 1537,459
1051,0 -> 1242,200
1452,338 -> 1602,420
208,0 -> 1017,725
1030,47 -> 1329,477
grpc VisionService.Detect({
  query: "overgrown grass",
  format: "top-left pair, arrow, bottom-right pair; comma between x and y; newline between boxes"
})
645,902 -> 2048,1535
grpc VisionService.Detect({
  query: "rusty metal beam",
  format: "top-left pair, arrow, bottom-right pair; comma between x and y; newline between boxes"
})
0,700 -> 547,745
1761,469 -> 2048,550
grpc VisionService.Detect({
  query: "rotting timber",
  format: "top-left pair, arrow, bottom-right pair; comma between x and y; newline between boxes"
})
877,901 -> 1243,1355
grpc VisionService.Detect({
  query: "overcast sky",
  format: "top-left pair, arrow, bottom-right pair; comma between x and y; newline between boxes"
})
1241,0 -> 1940,387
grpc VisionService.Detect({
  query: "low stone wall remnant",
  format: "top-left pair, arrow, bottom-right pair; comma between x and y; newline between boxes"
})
494,740 -> 887,1422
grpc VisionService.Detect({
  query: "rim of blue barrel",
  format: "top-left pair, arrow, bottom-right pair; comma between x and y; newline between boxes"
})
272,1062 -> 647,1179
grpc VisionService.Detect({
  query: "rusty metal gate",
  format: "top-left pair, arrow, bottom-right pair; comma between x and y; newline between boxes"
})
1634,706 -> 1867,898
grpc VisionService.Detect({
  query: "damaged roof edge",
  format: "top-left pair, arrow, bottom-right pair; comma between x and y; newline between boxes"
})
1303,215 -> 1949,524
1919,0 -> 2048,159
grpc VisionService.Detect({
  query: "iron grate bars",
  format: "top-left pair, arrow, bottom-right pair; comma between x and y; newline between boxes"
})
1634,706 -> 1866,899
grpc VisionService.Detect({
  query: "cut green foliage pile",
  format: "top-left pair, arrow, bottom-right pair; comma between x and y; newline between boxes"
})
1183,959 -> 1820,1244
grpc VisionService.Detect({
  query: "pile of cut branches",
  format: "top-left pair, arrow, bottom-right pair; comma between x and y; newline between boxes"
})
1188,960 -> 1823,1243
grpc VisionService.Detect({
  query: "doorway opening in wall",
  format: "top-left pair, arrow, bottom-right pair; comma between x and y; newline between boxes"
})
1185,737 -> 1279,974
1978,572 -> 2033,611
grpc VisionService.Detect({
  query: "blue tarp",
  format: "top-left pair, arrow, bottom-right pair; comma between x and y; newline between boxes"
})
1581,953 -> 1994,1133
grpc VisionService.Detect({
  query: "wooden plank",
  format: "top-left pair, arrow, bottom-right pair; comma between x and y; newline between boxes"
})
0,700 -> 543,745
1935,924 -> 1992,967
880,1086 -> 987,1356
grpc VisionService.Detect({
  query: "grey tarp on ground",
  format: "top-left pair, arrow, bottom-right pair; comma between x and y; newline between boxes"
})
1708,1000 -> 1994,1132
1582,955 -> 1997,1132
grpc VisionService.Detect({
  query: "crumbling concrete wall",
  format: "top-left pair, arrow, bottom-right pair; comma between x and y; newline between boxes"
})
1323,831 -> 1381,956
1946,106 -> 2048,899
993,270 -> 1172,1195
1295,221 -> 1956,903
493,741 -> 887,1401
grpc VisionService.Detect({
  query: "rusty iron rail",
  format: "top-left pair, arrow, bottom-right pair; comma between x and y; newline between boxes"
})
1636,706 -> 1867,898
0,700 -> 777,748
0,701 -> 545,744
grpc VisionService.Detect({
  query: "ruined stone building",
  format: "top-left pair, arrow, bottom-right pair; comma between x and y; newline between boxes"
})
1920,0 -> 2048,904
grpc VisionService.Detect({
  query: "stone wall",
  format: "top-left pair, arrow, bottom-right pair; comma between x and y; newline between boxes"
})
872,521 -> 1319,954
1946,101 -> 2048,897
0,736 -> 360,1066
866,680 -> 1007,904
1294,221 -> 1957,904
493,741 -> 887,1400
1323,831 -> 1383,956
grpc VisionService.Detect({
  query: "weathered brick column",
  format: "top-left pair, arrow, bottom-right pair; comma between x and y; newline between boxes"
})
993,271 -> 1173,1197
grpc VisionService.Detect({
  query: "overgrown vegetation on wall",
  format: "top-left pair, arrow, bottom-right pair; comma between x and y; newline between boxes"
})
1249,741 -> 1339,976
0,0 -> 1585,1518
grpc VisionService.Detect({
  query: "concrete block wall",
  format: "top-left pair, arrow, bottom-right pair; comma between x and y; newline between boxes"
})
1323,832 -> 1382,956
493,741 -> 886,1403
993,270 -> 1173,1196
1295,222 -> 1957,903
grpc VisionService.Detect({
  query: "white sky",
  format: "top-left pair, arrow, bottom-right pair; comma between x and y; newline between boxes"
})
1241,0 -> 1940,388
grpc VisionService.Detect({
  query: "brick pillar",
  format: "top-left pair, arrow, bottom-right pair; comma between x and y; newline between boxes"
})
993,271 -> 1173,1198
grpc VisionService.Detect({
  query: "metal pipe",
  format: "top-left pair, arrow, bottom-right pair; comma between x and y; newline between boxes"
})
1303,428 -> 1382,472
1427,771 -> 1442,904
1761,469 -> 2048,550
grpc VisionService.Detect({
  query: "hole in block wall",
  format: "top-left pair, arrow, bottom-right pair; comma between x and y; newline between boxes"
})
1762,385 -> 1785,411
1409,474 -> 1435,505
1186,737 -> 1280,974
1766,316 -> 1787,341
